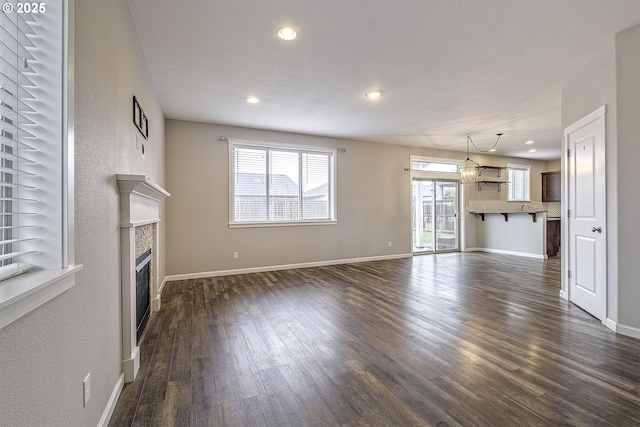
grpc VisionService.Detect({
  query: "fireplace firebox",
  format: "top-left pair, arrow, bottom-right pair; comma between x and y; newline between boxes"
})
135,249 -> 152,342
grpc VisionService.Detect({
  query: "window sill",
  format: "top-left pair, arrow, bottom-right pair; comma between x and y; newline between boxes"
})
0,265 -> 83,330
229,220 -> 337,228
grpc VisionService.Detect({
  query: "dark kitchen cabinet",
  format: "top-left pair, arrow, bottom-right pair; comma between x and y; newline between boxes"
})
547,220 -> 561,257
542,171 -> 561,202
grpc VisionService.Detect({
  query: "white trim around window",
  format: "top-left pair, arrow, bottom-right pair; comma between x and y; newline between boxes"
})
228,139 -> 337,228
0,0 -> 81,330
410,156 -> 460,173
507,163 -> 531,202
410,155 -> 462,181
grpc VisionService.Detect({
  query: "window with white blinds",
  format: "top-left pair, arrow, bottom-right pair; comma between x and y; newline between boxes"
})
230,140 -> 336,226
0,2 -> 65,280
0,1 -> 79,330
508,164 -> 531,201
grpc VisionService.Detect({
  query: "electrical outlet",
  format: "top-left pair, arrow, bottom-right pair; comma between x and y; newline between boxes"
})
388,241 -> 392,247
233,252 -> 238,259
83,373 -> 91,407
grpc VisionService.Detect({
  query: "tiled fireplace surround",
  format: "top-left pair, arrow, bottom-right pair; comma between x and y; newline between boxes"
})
117,175 -> 169,382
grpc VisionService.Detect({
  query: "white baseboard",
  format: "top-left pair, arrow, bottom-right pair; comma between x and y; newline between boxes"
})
613,320 -> 640,339
559,289 -> 568,300
152,277 -> 168,312
122,346 -> 140,383
164,253 -> 412,282
465,247 -> 547,259
605,318 -> 617,332
98,373 -> 124,427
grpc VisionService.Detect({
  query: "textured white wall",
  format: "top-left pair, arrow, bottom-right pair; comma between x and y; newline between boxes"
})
0,1 -> 166,426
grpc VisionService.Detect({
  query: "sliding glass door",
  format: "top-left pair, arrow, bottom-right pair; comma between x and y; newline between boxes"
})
412,179 -> 458,254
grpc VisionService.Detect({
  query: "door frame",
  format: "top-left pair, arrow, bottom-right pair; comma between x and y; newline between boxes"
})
409,156 -> 463,256
411,178 -> 433,254
410,177 -> 461,255
561,105 -> 607,323
432,180 -> 460,253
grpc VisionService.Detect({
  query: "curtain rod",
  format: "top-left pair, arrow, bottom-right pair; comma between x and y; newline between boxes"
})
219,135 -> 346,152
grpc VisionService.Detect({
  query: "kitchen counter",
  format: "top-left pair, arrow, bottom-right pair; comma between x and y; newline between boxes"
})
466,201 -> 548,258
470,210 -> 547,222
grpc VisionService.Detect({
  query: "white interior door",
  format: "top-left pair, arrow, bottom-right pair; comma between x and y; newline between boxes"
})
566,106 -> 606,321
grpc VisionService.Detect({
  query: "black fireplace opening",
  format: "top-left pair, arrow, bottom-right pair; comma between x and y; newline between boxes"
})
135,249 -> 152,343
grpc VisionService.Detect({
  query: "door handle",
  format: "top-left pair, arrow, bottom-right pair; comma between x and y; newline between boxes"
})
592,226 -> 602,233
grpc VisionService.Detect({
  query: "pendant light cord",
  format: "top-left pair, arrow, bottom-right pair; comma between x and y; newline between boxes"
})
468,133 -> 503,153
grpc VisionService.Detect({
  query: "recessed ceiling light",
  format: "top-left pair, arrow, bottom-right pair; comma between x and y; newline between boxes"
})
529,148 -> 537,153
489,148 -> 497,152
365,90 -> 383,99
525,140 -> 535,145
246,96 -> 260,104
277,27 -> 297,41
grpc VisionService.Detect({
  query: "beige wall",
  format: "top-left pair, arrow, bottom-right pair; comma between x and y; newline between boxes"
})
0,1 -> 166,426
165,119 -> 550,277
165,120 -> 413,275
614,24 -> 640,330
561,24 -> 640,335
562,37 -> 619,320
458,153 -> 548,252
561,36 -> 619,322
546,159 -> 562,171
463,155 -> 548,204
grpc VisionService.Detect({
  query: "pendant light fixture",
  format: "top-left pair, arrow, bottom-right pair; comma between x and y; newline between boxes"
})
457,133 -> 503,183
457,134 -> 480,183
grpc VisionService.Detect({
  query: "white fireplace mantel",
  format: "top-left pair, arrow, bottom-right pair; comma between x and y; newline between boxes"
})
117,174 -> 170,227
117,174 -> 170,382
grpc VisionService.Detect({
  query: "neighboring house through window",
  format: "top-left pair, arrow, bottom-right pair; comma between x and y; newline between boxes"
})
229,140 -> 336,226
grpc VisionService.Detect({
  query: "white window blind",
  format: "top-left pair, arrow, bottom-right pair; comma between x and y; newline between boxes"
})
508,164 -> 531,201
0,2 -> 64,281
230,141 -> 336,225
0,1 -> 78,329
0,10 -> 38,280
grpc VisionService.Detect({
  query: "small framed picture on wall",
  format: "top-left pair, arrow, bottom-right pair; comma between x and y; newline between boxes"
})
133,96 -> 149,139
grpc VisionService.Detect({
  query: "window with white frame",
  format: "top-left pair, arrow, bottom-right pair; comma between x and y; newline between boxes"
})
230,140 -> 336,226
0,0 -> 78,329
411,159 -> 458,173
508,164 -> 531,201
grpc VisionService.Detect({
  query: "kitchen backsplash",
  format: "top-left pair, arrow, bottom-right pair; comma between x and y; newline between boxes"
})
545,202 -> 561,218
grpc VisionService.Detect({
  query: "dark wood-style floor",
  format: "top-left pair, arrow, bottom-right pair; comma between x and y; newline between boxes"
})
109,253 -> 640,427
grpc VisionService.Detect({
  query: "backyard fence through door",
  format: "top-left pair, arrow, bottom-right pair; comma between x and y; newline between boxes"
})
412,179 -> 459,254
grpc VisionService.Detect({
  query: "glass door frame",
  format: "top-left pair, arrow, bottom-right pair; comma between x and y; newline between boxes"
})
412,178 -> 460,254
432,180 -> 459,253
412,179 -> 434,253
409,156 -> 462,256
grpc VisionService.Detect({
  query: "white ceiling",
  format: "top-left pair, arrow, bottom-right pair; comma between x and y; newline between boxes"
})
128,0 -> 640,160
